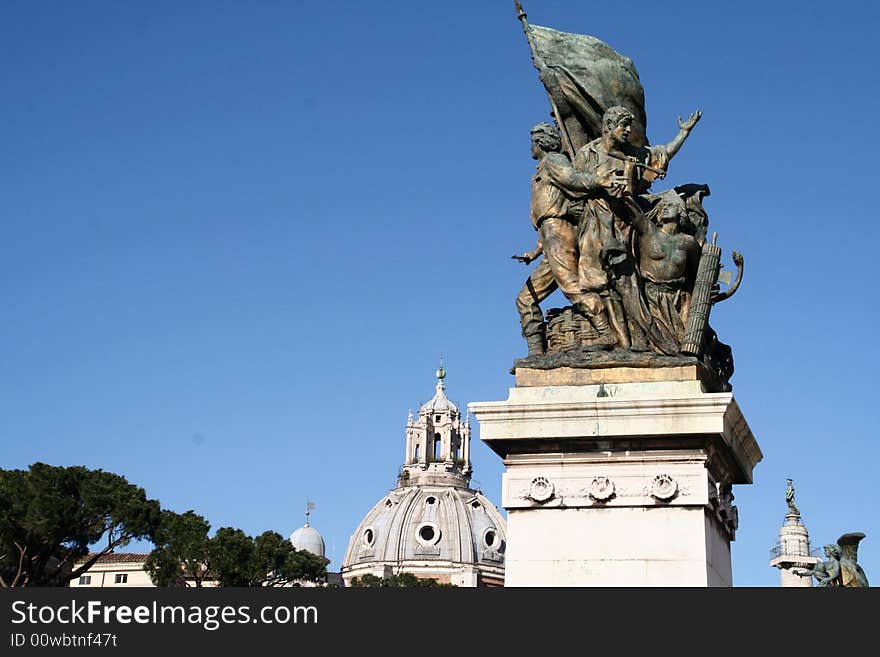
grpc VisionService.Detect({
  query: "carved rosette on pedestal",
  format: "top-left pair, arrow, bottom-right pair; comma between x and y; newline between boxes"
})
498,424 -> 743,546
588,476 -> 615,502
649,474 -> 679,502
527,476 -> 555,503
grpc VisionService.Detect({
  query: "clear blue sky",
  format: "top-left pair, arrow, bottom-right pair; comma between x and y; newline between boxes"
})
2,0 -> 877,587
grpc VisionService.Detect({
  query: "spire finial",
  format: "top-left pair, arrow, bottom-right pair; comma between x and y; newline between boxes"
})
305,500 -> 315,527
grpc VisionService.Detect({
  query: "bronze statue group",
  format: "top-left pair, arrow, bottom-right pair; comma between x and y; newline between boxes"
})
514,105 -> 741,381
509,5 -> 744,385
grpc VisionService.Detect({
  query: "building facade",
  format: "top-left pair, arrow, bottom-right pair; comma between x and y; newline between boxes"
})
69,553 -> 154,588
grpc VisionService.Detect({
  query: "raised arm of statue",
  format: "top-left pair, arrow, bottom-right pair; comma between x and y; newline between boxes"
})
665,109 -> 702,160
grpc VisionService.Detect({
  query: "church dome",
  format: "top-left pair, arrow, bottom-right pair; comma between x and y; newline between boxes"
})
342,486 -> 506,586
342,365 -> 506,586
289,524 -> 326,558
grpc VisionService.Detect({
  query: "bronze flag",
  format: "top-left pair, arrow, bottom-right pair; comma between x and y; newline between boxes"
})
527,24 -> 649,154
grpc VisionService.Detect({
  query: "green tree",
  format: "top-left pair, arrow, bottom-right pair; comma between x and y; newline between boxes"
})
209,528 -> 327,587
144,510 -> 213,587
146,521 -> 327,587
208,527 -> 255,586
252,530 -> 327,587
0,463 -> 160,587
349,573 -> 455,587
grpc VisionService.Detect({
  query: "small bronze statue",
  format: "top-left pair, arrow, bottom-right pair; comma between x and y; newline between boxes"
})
785,478 -> 799,515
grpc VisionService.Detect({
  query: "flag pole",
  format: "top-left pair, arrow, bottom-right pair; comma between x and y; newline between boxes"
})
514,1 -> 575,159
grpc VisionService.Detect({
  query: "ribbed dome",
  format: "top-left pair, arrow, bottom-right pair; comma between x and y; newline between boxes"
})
289,524 -> 326,558
342,485 -> 506,580
419,393 -> 456,414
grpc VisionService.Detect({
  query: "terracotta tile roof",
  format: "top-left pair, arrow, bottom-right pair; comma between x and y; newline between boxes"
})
81,552 -> 150,564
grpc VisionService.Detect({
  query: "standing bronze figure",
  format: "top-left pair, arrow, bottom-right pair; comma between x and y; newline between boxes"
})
514,123 -> 615,355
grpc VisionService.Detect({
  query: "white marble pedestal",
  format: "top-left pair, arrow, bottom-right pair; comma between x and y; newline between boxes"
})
469,372 -> 762,587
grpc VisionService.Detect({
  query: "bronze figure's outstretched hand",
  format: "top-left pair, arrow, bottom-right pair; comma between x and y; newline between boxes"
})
665,109 -> 702,159
512,244 -> 542,265
678,109 -> 702,132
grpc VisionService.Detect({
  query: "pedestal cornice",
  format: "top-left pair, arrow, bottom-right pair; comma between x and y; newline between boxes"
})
469,383 -> 761,484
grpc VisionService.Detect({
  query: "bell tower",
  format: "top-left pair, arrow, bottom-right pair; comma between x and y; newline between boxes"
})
400,362 -> 472,487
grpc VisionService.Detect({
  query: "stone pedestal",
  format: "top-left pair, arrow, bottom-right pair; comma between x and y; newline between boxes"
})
469,371 -> 762,587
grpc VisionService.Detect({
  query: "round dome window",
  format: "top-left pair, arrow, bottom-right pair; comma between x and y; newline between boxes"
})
416,522 -> 441,546
484,530 -> 496,548
426,496 -> 436,506
362,527 -> 375,547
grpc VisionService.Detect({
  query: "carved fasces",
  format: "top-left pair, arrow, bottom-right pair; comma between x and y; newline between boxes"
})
681,236 -> 721,356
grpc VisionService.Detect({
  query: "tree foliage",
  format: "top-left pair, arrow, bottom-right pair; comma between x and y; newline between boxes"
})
144,510 -> 212,587
0,463 -> 160,587
208,527 -> 255,586
145,513 -> 327,587
349,573 -> 455,587
252,530 -> 327,587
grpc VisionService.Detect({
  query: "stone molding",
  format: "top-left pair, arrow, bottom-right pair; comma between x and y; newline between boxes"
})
470,384 -> 761,484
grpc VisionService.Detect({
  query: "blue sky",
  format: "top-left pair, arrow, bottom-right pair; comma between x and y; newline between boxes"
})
2,0 -> 877,587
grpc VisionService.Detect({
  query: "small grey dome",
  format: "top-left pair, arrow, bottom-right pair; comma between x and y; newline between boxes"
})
420,395 -> 456,414
419,379 -> 457,414
289,524 -> 326,558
